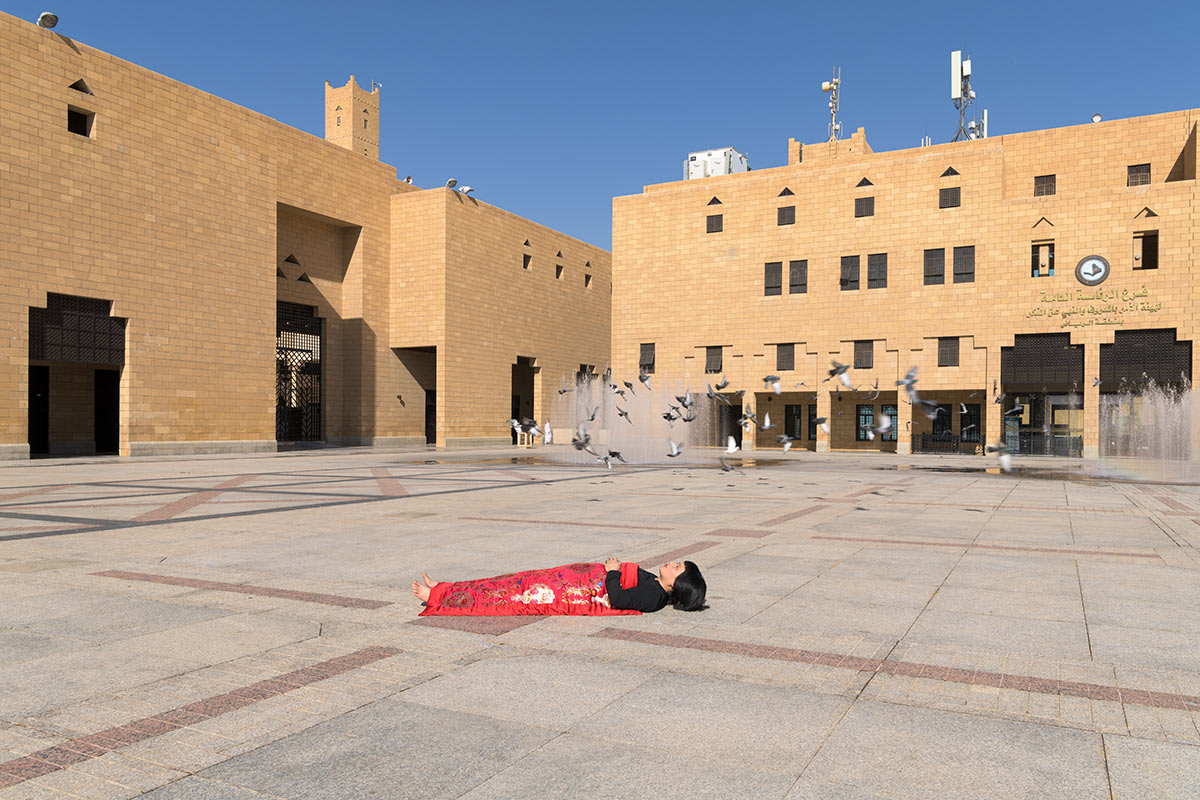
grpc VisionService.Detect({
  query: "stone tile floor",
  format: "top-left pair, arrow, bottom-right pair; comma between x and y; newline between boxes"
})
0,446 -> 1198,797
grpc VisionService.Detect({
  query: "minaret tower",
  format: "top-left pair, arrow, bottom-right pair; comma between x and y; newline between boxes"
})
324,75 -> 380,160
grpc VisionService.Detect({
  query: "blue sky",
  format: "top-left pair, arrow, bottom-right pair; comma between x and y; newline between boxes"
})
9,1 -> 1197,249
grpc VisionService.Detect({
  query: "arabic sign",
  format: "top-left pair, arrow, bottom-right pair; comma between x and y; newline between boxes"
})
1025,286 -> 1163,329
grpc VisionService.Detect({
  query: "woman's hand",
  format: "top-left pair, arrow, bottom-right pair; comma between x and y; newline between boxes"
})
604,558 -> 620,572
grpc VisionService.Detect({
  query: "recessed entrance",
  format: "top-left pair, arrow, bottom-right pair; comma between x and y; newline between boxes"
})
27,294 -> 126,457
276,302 -> 323,442
511,356 -> 536,443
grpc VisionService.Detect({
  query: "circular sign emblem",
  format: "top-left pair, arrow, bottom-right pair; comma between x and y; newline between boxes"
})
1075,255 -> 1110,286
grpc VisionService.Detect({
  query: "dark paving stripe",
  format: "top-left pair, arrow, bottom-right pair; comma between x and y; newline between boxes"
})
640,541 -> 719,565
758,504 -> 830,527
460,516 -> 674,532
591,628 -> 1200,713
133,475 -> 256,522
0,646 -> 399,790
92,570 -> 392,609
704,528 -> 776,538
811,535 -> 1162,559
410,616 -> 541,635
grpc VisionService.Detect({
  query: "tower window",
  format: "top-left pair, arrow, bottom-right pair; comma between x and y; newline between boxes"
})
840,255 -> 860,291
938,337 -> 960,367
789,260 -> 807,294
866,253 -> 887,289
337,116 -> 341,126
952,245 -> 975,283
854,340 -> 873,369
1031,241 -> 1055,277
923,248 -> 945,285
776,343 -> 794,371
764,262 -> 782,296
67,107 -> 94,137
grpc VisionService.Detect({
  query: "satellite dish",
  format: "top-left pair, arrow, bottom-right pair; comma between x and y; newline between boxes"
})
37,11 -> 58,28
1091,113 -> 1102,123
445,179 -> 457,188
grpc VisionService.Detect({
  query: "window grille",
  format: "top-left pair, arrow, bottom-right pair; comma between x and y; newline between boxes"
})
840,255 -> 860,291
1127,164 -> 1150,186
854,340 -> 873,369
705,346 -> 723,373
777,206 -> 795,225
1034,174 -> 1056,196
855,196 -> 874,217
856,405 -> 875,441
776,343 -> 794,372
867,253 -> 887,289
939,186 -> 961,208
952,245 -> 975,283
938,337 -> 959,367
639,343 -> 655,374
706,214 -> 723,233
789,260 -> 807,294
923,248 -> 945,285
764,262 -> 783,296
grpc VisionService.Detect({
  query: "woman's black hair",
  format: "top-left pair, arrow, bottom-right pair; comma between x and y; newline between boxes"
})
671,561 -> 707,611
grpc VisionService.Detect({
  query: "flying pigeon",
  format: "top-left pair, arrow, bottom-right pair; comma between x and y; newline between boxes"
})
714,377 -> 730,390
607,450 -> 627,464
667,440 -> 683,458
725,435 -> 739,454
616,406 -> 632,424
777,434 -> 796,452
623,380 -> 637,396
814,416 -> 830,435
760,410 -> 774,430
706,385 -> 732,405
676,391 -> 694,409
763,375 -> 782,395
1092,377 -> 1102,387
986,441 -> 1013,472
638,374 -> 652,390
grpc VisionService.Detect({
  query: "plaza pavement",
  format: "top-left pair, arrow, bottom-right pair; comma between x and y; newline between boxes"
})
0,445 -> 1198,798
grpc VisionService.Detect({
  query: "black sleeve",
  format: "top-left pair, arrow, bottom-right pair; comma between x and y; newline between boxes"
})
605,569 -> 668,612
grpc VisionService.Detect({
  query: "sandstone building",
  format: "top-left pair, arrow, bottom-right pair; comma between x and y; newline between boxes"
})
612,112 -> 1198,458
0,11 -> 609,458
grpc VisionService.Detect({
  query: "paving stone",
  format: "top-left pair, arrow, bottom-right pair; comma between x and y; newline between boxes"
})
1104,734 -> 1200,800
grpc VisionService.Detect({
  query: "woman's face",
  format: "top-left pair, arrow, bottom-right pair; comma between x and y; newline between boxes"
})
659,561 -> 686,587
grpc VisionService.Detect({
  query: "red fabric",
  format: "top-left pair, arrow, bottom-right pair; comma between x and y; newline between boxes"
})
620,562 -> 640,590
419,562 -> 641,617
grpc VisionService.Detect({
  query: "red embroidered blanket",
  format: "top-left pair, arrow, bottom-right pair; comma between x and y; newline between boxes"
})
419,562 -> 641,617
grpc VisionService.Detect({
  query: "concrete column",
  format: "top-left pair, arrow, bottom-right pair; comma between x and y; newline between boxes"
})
1082,344 -> 1101,459
895,396 -> 913,454
815,389 -> 832,453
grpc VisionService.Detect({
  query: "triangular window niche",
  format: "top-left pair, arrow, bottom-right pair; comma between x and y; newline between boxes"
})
1032,216 -> 1055,229
284,254 -> 300,264
585,260 -> 591,268
941,166 -> 959,177
297,273 -> 312,283
68,78 -> 93,95
778,187 -> 794,197
707,197 -> 722,205
523,239 -> 531,247
334,105 -> 342,111
1135,206 -> 1158,218
856,177 -> 872,187
276,267 -> 287,279
556,250 -> 563,258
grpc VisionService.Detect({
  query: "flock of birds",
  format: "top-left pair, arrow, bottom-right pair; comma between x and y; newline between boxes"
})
505,362 -> 1119,474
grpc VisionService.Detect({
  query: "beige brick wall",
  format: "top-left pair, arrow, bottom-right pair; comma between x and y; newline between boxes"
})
614,109 -> 1199,455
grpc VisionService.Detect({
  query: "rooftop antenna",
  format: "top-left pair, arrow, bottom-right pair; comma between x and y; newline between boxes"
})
950,50 -> 981,142
821,67 -> 842,155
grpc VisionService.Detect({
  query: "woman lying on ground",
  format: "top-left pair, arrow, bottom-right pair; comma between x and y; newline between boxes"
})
412,558 -> 707,616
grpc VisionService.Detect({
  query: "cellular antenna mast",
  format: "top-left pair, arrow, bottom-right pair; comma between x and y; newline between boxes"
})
821,67 -> 842,154
950,50 -> 986,142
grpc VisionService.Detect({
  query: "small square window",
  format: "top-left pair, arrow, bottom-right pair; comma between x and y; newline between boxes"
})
1034,174 -> 1056,196
1127,164 -> 1151,187
938,337 -> 959,367
866,253 -> 887,289
952,245 -> 975,283
1133,231 -> 1158,270
939,187 -> 961,208
854,196 -> 874,217
705,346 -> 723,374
776,343 -> 794,372
840,255 -> 860,291
67,106 -> 94,137
854,340 -> 873,370
764,262 -> 782,296
777,206 -> 795,226
706,214 -> 723,233
639,343 -> 655,374
1031,242 -> 1055,277
923,248 -> 945,285
788,260 -> 807,294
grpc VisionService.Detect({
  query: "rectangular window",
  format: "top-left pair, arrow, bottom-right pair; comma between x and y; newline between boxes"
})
784,404 -> 803,439
938,337 -> 959,367
522,253 -> 531,270
788,260 -> 807,294
1133,231 -> 1159,270
705,346 -> 723,374
854,196 -> 874,217
932,404 -> 953,436
776,343 -> 794,372
866,253 -> 887,289
856,404 -> 875,441
854,340 -> 873,370
639,343 -> 655,374
1127,163 -> 1151,187
939,186 -> 961,208
880,404 -> 897,442
764,262 -> 783,296
555,265 -> 564,279
706,214 -> 723,233
1031,241 -> 1055,277
923,248 -> 945,285
840,255 -> 860,291
807,404 -> 818,439
952,245 -> 975,283
1034,174 -> 1056,196
584,274 -> 592,287
777,206 -> 795,226
961,403 -> 981,442
67,107 -> 94,137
